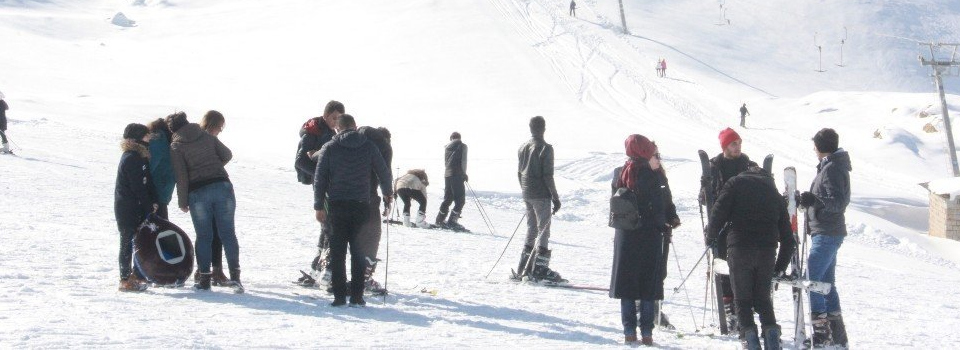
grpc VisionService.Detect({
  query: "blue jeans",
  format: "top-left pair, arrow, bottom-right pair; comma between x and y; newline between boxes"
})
188,181 -> 239,274
621,299 -> 655,337
808,235 -> 843,313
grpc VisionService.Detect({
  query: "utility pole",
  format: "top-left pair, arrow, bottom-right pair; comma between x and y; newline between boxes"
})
919,43 -> 960,176
618,0 -> 629,35
815,32 -> 825,72
837,27 -> 847,67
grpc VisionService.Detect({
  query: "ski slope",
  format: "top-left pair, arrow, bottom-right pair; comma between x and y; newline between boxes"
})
2,0 -> 960,348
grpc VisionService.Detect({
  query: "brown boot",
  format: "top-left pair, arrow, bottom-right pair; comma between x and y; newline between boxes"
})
211,267 -> 229,286
119,276 -> 146,292
624,335 -> 638,344
641,336 -> 653,346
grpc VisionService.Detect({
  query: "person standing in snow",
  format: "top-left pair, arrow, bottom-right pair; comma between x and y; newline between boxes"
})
168,111 -> 242,291
434,132 -> 469,229
608,134 -> 667,345
193,110 -> 230,286
355,125 -> 393,294
798,128 -> 850,349
655,59 -> 663,78
740,103 -> 750,128
701,127 -> 758,333
147,118 -> 176,219
114,123 -> 158,292
313,115 -> 392,307
705,164 -> 795,350
514,116 -> 565,283
660,59 -> 667,78
569,0 -> 576,17
395,169 -> 430,228
0,94 -> 9,154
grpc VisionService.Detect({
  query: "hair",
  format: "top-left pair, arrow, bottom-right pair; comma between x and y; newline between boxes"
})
122,123 -> 150,141
166,111 -> 188,133
813,128 -> 840,153
408,169 -> 429,186
450,131 -> 461,140
377,127 -> 391,141
337,114 -> 356,130
147,118 -> 172,143
200,110 -> 225,133
324,100 -> 345,116
529,116 -> 546,135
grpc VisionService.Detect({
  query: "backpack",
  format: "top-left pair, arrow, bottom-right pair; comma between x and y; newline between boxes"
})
609,187 -> 642,230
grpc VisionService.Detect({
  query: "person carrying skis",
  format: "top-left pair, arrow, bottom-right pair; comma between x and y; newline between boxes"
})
705,165 -> 795,350
395,169 -> 430,228
0,93 -> 8,154
798,128 -> 850,349
434,132 -> 469,229
608,135 -> 670,345
114,123 -> 158,292
313,115 -> 392,307
569,0 -> 576,17
740,103 -> 750,128
514,116 -> 565,283
355,126 -> 392,294
701,127 -> 758,332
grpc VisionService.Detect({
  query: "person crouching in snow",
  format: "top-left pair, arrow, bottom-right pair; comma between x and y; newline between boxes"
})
115,123 -> 158,292
395,169 -> 430,228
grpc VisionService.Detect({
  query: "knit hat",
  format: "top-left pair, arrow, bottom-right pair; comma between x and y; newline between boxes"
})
718,127 -> 741,149
123,123 -> 149,140
813,128 -> 839,153
619,134 -> 657,192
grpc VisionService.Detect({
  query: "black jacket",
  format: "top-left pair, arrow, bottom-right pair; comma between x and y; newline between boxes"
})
115,140 -> 157,228
808,149 -> 852,237
443,139 -> 467,178
313,129 -> 393,210
0,99 -> 7,131
701,153 -> 758,207
295,119 -> 335,184
609,165 -> 667,300
517,136 -> 559,200
706,167 -> 795,272
358,126 -> 393,199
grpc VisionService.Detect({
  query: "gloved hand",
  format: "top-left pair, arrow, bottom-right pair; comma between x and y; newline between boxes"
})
463,174 -> 469,182
773,270 -> 788,280
703,233 -> 716,248
799,191 -> 816,208
552,198 -> 561,215
668,217 -> 682,229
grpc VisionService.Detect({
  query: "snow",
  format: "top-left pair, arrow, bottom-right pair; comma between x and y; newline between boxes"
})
2,0 -> 960,348
926,176 -> 960,199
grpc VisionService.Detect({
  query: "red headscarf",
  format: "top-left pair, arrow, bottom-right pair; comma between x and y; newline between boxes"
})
618,134 -> 657,191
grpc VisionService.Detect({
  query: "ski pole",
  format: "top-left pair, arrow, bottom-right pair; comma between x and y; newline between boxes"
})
484,213 -> 526,279
383,202 -> 391,304
670,245 -> 711,294
519,210 -> 553,280
670,240 -> 701,331
466,182 -> 497,236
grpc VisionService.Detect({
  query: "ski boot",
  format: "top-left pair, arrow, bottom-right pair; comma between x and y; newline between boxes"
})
761,324 -> 782,350
828,311 -> 848,349
363,257 -> 387,295
723,296 -> 740,333
740,327 -> 761,350
415,211 -> 430,229
435,211 -> 448,226
532,247 -> 567,283
402,213 -> 414,227
445,211 -> 465,231
511,245 -> 533,280
807,312 -> 833,348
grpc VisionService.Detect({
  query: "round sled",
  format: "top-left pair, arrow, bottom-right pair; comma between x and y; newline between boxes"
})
133,214 -> 194,286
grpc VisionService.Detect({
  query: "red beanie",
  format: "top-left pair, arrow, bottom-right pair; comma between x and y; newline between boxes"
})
625,134 -> 657,160
718,127 -> 741,149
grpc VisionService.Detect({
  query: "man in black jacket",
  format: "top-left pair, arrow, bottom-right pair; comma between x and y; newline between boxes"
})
355,126 -> 392,294
706,166 -> 795,350
435,132 -> 469,229
515,116 -> 565,283
313,115 -> 392,307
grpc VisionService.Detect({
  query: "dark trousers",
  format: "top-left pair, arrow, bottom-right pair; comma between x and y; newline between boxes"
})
211,220 -> 223,269
740,115 -> 746,127
328,200 -> 370,298
397,188 -> 427,215
621,299 -> 655,337
118,225 -> 138,279
0,130 -> 7,143
727,247 -> 778,334
439,175 -> 465,215
155,204 -> 169,220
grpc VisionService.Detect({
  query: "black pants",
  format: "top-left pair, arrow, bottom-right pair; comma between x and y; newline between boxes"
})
0,130 -> 7,144
211,220 -> 223,269
397,188 -> 427,215
155,204 -> 169,220
740,115 -> 746,127
328,200 -> 370,298
118,225 -> 138,279
727,247 -> 778,334
439,175 -> 465,215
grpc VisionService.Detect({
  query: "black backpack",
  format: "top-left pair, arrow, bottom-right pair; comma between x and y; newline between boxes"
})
609,187 -> 642,230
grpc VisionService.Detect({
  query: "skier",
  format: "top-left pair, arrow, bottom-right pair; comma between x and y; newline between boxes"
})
114,123 -> 158,292
655,59 -> 663,78
168,111 -> 243,292
395,169 -> 430,228
434,132 -> 469,230
293,100 -> 343,287
740,103 -> 750,128
700,127 -> 759,333
147,119 -> 175,219
608,134 -> 668,345
569,0 -> 576,17
0,93 -> 9,154
705,165 -> 796,350
514,116 -> 565,283
313,115 -> 392,307
660,59 -> 667,78
799,128 -> 850,349
356,126 -> 393,294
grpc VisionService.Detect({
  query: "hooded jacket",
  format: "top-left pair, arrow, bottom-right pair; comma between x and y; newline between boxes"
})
807,149 -> 852,236
444,139 -> 468,178
517,136 -> 559,200
115,140 -> 157,228
148,131 -> 176,206
295,118 -> 335,184
313,129 -> 392,210
170,123 -> 232,209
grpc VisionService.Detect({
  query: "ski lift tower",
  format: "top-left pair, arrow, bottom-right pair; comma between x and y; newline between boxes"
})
919,43 -> 960,176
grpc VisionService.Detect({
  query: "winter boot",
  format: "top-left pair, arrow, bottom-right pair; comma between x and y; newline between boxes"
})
641,336 -> 653,346
402,213 -> 413,227
211,266 -> 229,286
624,335 -> 638,344
827,311 -> 848,348
809,312 -> 833,348
532,247 -> 567,283
331,295 -> 347,307
446,211 -> 463,229
0,142 -> 9,154
194,272 -> 212,290
415,211 -> 430,228
363,257 -> 385,294
512,245 -> 534,280
228,268 -> 244,294
723,296 -> 740,333
435,211 -> 448,226
119,275 -> 147,292
349,292 -> 366,307
740,328 -> 761,350
761,324 -> 782,350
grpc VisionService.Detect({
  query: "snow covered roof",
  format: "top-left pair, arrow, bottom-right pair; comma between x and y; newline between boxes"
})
924,177 -> 960,199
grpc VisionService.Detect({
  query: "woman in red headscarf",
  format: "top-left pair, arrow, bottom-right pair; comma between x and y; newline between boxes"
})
609,134 -> 673,345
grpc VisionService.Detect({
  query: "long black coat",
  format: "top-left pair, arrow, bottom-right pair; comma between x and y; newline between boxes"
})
114,141 -> 157,229
609,164 -> 668,300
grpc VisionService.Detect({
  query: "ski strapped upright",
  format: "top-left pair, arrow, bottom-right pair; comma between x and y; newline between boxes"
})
698,149 -> 729,335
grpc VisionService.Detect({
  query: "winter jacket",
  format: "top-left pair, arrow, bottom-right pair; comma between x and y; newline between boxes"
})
148,131 -> 176,206
609,164 -> 667,300
170,123 -> 232,209
706,167 -> 795,273
0,99 -> 7,131
444,139 -> 468,178
313,129 -> 393,210
115,140 -> 157,228
740,106 -> 749,117
517,136 -> 559,200
659,170 -> 680,227
807,149 -> 852,237
701,153 -> 758,207
295,118 -> 335,184
394,173 -> 427,197
359,126 -> 393,199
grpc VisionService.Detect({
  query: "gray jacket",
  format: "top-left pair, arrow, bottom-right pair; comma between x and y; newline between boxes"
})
807,149 -> 852,236
170,123 -> 232,209
517,136 -> 559,200
444,140 -> 468,178
313,129 -> 393,210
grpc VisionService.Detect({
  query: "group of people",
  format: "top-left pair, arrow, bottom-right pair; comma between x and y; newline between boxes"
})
656,58 -> 668,78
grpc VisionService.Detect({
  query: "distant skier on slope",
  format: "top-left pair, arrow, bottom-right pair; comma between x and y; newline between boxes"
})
799,128 -> 850,349
570,0 -> 576,17
660,59 -> 667,78
114,123 -> 157,292
705,165 -> 796,350
395,169 -> 431,228
434,132 -> 469,230
740,103 -> 750,128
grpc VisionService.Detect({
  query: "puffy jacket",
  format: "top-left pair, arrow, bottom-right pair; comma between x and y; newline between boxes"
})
444,139 -> 468,178
701,153 -> 758,207
394,173 -> 427,197
517,136 -> 559,200
170,123 -> 232,209
148,131 -> 176,206
359,126 -> 393,199
807,149 -> 852,237
313,129 -> 392,210
115,140 -> 157,228
295,118 -> 334,184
